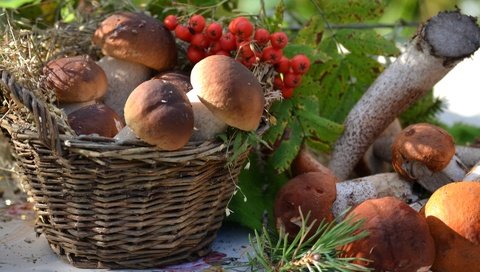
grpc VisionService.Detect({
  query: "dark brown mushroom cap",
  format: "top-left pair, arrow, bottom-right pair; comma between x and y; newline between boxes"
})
93,12 -> 177,71
153,71 -> 192,93
341,196 -> 435,272
190,55 -> 265,131
68,103 -> 124,138
43,56 -> 108,103
124,78 -> 193,150
274,172 -> 337,238
391,123 -> 455,179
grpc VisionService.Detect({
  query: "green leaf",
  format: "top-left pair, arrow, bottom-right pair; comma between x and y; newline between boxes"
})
263,99 -> 294,146
267,118 -> 303,172
0,0 -> 37,9
297,110 -> 344,144
295,15 -> 324,46
227,153 -> 289,231
321,0 -> 386,23
335,29 -> 400,56
283,44 -> 330,64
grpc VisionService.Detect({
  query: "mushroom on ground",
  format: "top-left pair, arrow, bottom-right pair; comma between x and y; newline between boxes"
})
341,196 -> 435,272
68,103 -> 124,138
124,78 -> 193,150
391,123 -> 467,192
423,182 -> 480,272
328,11 -> 480,180
43,55 -> 107,108
190,55 -> 265,132
274,171 -> 337,238
289,147 -> 418,218
332,172 -> 417,218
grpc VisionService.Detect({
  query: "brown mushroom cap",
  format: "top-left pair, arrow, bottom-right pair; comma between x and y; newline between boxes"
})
291,147 -> 335,178
43,56 -> 108,103
68,103 -> 124,138
274,172 -> 337,238
153,71 -> 192,93
190,55 -> 265,131
93,12 -> 177,71
391,123 -> 455,179
124,78 -> 193,150
424,182 -> 480,271
342,196 -> 435,272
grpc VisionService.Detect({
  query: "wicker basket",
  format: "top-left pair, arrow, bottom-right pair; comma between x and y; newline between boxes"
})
0,67 -> 262,268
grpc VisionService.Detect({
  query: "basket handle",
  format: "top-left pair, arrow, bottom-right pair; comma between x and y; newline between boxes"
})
0,69 -> 63,156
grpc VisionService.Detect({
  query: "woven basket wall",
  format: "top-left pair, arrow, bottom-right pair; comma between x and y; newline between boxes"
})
0,63 -> 257,268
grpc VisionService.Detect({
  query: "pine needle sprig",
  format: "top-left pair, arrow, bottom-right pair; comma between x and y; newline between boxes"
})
247,210 -> 372,272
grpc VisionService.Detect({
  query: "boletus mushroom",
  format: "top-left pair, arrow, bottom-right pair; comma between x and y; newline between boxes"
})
96,56 -> 152,121
92,12 -> 177,72
43,55 -> 107,106
341,196 -> 435,272
391,123 -> 467,192
124,78 -> 193,150
68,103 -> 124,138
274,172 -> 337,238
423,182 -> 480,272
190,55 -> 265,132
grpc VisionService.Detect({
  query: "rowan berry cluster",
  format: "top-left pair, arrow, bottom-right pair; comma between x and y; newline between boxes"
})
164,14 -> 311,99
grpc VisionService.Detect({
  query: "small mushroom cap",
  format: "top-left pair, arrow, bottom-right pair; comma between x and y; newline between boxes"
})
190,55 -> 265,131
153,71 -> 192,93
124,78 -> 193,150
274,172 -> 337,238
93,12 -> 177,71
341,196 -> 435,272
68,103 -> 124,138
424,182 -> 480,271
391,123 -> 455,179
43,56 -> 108,103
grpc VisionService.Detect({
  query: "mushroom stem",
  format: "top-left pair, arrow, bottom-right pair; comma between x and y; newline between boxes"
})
463,160 -> 480,181
328,11 -> 480,180
401,154 -> 467,192
333,172 -> 418,219
456,145 -> 480,168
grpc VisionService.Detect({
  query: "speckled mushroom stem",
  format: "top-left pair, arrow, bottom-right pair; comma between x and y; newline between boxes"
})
328,11 -> 480,180
408,154 -> 467,192
332,172 -> 418,219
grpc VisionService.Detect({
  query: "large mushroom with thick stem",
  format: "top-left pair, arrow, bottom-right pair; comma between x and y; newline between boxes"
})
188,55 -> 265,140
391,123 -> 467,192
328,11 -> 480,180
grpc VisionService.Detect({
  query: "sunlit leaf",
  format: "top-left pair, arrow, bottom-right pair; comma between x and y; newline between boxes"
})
335,29 -> 400,56
321,0 -> 386,23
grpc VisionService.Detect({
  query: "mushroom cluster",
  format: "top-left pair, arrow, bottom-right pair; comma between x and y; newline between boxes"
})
41,12 -> 266,151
